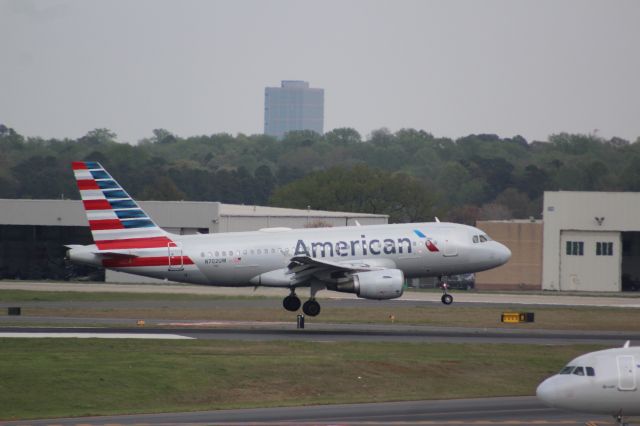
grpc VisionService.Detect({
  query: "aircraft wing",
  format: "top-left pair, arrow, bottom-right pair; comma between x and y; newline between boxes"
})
286,256 -> 387,286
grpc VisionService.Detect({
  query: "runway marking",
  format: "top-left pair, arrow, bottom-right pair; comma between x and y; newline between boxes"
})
0,332 -> 194,339
159,320 -> 289,327
1,420 -> 609,426
2,423 -> 586,426
177,421 -> 591,425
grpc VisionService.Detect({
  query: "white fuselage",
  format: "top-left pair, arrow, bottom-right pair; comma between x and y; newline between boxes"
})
71,222 -> 511,287
537,346 -> 640,416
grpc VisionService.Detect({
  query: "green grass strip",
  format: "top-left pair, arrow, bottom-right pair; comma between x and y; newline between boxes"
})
0,338 -> 603,420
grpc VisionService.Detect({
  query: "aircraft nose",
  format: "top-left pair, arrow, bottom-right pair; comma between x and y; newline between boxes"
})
536,378 -> 557,407
494,242 -> 511,266
498,244 -> 511,264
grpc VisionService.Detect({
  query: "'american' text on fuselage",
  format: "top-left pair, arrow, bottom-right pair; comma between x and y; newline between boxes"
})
294,235 -> 413,258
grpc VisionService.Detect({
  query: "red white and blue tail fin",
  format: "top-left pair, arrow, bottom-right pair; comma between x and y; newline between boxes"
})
72,161 -> 172,250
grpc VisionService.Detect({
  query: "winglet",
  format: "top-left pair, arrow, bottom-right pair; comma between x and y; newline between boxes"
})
624,340 -> 631,348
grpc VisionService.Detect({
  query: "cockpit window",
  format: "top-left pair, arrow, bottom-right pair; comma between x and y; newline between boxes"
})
479,234 -> 489,242
473,235 -> 479,243
586,367 -> 595,376
572,367 -> 585,376
559,366 -> 575,374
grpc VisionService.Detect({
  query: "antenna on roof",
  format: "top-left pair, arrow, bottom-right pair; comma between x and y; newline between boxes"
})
435,217 -> 440,223
624,340 -> 631,348
354,220 -> 361,227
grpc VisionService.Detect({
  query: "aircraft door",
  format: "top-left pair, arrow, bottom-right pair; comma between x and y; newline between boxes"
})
168,242 -> 184,271
442,239 -> 458,257
617,355 -> 636,391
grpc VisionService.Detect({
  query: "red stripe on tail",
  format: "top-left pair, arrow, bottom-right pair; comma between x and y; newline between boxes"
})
76,179 -> 100,190
83,199 -> 112,210
72,162 -> 88,170
89,219 -> 124,230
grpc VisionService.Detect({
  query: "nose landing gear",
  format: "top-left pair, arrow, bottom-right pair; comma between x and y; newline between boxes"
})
440,277 -> 454,305
614,411 -> 628,426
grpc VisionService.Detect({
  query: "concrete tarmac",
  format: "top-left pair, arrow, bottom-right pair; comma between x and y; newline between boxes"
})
0,396 -> 613,425
0,324 -> 636,345
2,281 -> 640,308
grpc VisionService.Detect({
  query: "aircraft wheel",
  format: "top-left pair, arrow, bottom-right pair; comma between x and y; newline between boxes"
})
441,294 -> 453,305
302,299 -> 321,317
283,295 -> 301,312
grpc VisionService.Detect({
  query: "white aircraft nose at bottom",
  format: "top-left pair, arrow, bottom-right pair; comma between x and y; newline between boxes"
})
535,379 -> 556,407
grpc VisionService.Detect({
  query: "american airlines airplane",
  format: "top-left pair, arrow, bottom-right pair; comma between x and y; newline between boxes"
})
66,161 -> 511,316
537,342 -> 640,425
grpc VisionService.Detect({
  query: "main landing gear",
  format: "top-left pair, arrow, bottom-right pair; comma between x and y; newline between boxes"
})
283,293 -> 301,312
302,299 -> 321,316
282,288 -> 322,316
440,276 -> 454,305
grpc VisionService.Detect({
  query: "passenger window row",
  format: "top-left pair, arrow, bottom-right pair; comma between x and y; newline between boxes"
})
201,248 -> 282,258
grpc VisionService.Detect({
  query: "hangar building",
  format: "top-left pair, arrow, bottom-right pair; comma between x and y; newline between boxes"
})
477,191 -> 640,293
542,191 -> 640,292
0,199 -> 387,283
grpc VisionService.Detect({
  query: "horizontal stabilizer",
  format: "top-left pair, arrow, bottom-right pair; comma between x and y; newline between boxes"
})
92,250 -> 139,259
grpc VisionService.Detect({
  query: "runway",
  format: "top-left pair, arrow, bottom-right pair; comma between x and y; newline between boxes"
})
0,323 -> 636,345
2,281 -> 640,308
0,396 -> 612,425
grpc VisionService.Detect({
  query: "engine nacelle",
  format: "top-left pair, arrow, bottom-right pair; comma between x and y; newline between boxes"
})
350,268 -> 404,300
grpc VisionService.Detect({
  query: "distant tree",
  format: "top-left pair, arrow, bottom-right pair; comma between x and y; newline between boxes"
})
253,165 -> 276,204
517,164 -> 550,199
140,175 -> 185,200
369,128 -> 394,145
270,165 -> 438,223
478,203 -> 512,221
324,128 -> 362,145
12,156 -> 72,199
494,188 -> 534,219
281,130 -> 321,147
469,156 -> 514,201
446,204 -> 480,226
151,128 -> 177,144
79,128 -> 117,145
0,125 -> 25,149
607,137 -> 630,147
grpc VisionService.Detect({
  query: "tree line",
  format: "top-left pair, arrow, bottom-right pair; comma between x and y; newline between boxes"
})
1,124 -> 639,224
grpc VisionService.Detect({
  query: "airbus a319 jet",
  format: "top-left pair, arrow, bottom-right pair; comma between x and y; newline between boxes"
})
67,161 -> 511,316
537,341 -> 640,425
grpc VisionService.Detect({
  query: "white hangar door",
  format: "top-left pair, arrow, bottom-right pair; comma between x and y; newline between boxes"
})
560,231 -> 621,292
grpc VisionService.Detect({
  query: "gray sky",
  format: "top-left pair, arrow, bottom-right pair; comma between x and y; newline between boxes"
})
1,0 -> 639,143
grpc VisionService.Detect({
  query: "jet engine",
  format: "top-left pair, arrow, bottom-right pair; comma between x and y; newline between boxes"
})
335,269 -> 404,300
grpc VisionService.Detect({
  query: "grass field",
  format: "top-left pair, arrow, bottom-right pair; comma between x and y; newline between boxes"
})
1,289 -> 639,331
0,338 -> 604,420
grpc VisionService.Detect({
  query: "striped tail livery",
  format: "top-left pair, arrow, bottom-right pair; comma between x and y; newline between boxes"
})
68,161 -> 201,279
